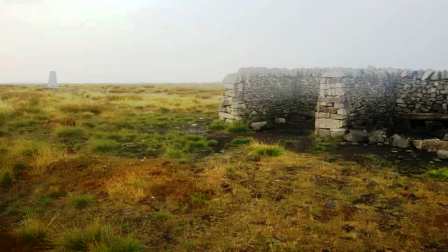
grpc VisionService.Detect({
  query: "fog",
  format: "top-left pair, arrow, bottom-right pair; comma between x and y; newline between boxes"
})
1,0 -> 447,83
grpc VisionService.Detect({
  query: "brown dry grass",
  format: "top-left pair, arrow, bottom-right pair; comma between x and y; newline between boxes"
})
0,84 -> 447,251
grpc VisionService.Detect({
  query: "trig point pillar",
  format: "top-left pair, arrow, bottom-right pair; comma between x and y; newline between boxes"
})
48,71 -> 58,89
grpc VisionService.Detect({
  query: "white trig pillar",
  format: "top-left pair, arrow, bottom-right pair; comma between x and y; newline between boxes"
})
48,71 -> 58,89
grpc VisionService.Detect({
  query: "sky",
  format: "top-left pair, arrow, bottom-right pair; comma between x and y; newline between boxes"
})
0,0 -> 447,83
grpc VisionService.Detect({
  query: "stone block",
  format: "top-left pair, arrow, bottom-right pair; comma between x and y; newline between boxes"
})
330,129 -> 346,137
316,118 -> 346,129
316,112 -> 330,119
317,129 -> 331,137
331,113 -> 347,120
422,71 -> 434,81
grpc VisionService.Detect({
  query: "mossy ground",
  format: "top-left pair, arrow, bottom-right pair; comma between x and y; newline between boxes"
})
0,84 -> 447,251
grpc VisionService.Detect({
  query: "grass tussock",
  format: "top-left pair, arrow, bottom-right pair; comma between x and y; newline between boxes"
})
15,218 -> 49,245
249,142 -> 285,158
59,222 -> 143,252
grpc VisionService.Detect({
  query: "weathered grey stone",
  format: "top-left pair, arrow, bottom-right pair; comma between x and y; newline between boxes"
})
368,130 -> 387,144
316,118 -> 345,129
422,71 -> 434,81
48,71 -> 58,89
250,121 -> 267,131
437,150 -> 448,159
219,67 -> 448,139
317,128 -> 331,137
275,118 -> 286,124
391,134 -> 409,148
442,71 -> 448,80
431,71 -> 441,81
344,130 -> 368,143
330,128 -> 346,137
412,140 -> 424,150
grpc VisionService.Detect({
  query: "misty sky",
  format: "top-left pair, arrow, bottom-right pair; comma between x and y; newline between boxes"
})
1,0 -> 447,83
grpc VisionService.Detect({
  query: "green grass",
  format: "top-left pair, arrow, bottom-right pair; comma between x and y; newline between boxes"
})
427,168 -> 448,180
208,119 -> 227,130
250,144 -> 285,157
226,121 -> 250,133
230,137 -> 251,146
90,139 -> 122,154
56,126 -> 88,148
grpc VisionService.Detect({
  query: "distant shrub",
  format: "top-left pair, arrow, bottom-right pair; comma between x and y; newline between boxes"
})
227,121 -> 249,133
70,194 -> 95,209
427,168 -> 448,181
15,218 -> 48,245
230,137 -> 251,146
208,119 -> 227,130
56,127 -> 88,147
60,222 -> 143,252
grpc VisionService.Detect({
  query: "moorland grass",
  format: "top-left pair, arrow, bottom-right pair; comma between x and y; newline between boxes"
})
1,84 -> 447,251
15,218 -> 49,245
69,194 -> 96,209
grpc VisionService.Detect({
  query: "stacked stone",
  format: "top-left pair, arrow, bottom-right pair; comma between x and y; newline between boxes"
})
219,67 -> 448,138
396,70 -> 448,115
219,79 -> 246,122
219,68 -> 320,128
315,72 -> 348,137
344,69 -> 401,130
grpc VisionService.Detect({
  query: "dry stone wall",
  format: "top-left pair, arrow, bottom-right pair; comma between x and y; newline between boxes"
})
220,68 -> 320,128
220,67 -> 448,138
397,70 -> 448,116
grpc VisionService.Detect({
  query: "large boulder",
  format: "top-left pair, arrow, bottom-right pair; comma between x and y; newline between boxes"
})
250,121 -> 267,131
344,130 -> 368,143
368,130 -> 387,144
412,139 -> 448,152
437,150 -> 448,159
391,134 -> 409,148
